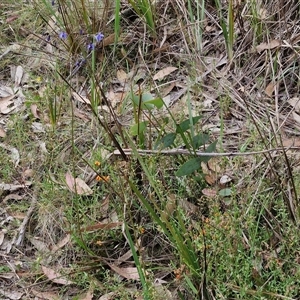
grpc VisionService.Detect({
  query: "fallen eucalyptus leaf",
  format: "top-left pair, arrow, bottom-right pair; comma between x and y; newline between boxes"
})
153,67 -> 177,81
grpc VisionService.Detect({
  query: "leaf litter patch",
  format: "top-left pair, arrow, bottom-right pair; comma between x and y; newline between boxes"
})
1,0 -> 300,298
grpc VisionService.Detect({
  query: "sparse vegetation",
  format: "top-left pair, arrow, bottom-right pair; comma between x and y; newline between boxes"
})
1,0 -> 300,299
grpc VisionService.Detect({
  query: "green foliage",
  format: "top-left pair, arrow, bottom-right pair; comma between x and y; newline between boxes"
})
187,0 -> 206,51
128,0 -> 156,37
176,157 -> 202,177
218,188 -> 232,197
156,115 -> 217,177
124,224 -> 151,299
130,121 -> 148,136
214,0 -> 234,60
192,133 -> 210,149
131,93 -> 164,110
130,91 -> 164,147
175,140 -> 217,176
155,132 -> 177,149
176,116 -> 202,133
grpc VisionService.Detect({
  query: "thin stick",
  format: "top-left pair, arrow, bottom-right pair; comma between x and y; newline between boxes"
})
112,146 -> 300,157
14,195 -> 37,246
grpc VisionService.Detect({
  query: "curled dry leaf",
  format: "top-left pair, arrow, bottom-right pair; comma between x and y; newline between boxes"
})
0,94 -> 16,114
0,181 -> 31,192
108,264 -> 140,280
0,44 -> 21,60
30,104 -> 41,119
201,161 -> 218,185
0,85 -> 14,97
8,211 -> 26,220
98,292 -> 116,300
39,141 -> 49,154
14,66 -> 24,86
288,97 -> 300,112
0,272 -> 14,279
28,236 -> 49,252
292,112 -> 300,125
31,290 -> 60,300
160,82 -> 176,97
115,249 -> 134,266
6,15 -> 19,23
0,126 -> 6,138
204,174 -> 217,185
74,108 -> 91,122
0,143 -> 20,167
282,137 -> 300,147
2,193 -> 23,203
153,284 -> 173,300
1,238 -> 13,253
116,69 -> 128,83
256,39 -> 281,53
65,171 -> 93,195
107,89 -> 124,108
207,157 -> 221,173
161,194 -> 176,223
258,8 -> 267,20
0,86 -> 24,114
41,265 -> 73,285
153,66 -> 177,81
72,91 -> 91,105
178,199 -> 199,215
31,122 -> 45,133
202,188 -> 217,198
265,82 -> 275,97
220,175 -> 232,185
0,231 -> 4,246
102,33 -> 115,47
201,161 -> 210,173
23,168 -> 34,179
76,289 -> 93,300
72,222 -> 122,233
0,288 -> 23,300
50,234 -> 71,253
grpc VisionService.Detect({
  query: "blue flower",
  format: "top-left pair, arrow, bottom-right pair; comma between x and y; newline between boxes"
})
75,58 -> 86,67
59,31 -> 68,39
87,43 -> 95,51
51,0 -> 55,5
95,32 -> 104,43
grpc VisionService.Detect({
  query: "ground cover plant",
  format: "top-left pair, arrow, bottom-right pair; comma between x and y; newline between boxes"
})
1,0 -> 300,299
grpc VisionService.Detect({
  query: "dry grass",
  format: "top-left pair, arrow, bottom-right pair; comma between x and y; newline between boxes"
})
1,0 -> 300,299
